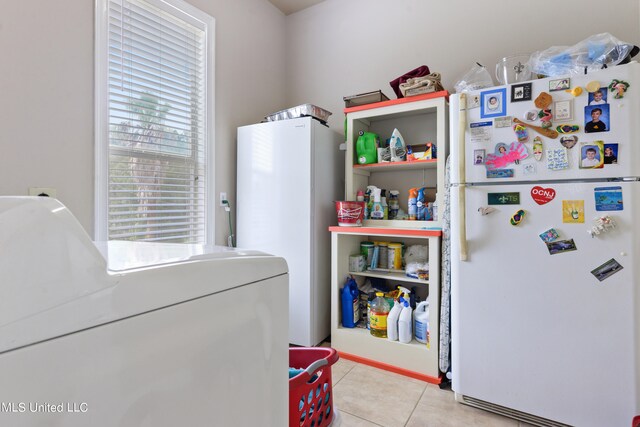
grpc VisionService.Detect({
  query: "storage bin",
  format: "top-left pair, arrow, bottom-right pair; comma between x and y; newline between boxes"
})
289,347 -> 339,427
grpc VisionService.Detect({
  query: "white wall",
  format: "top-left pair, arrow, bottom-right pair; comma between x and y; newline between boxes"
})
0,0 -> 287,244
285,0 -> 640,134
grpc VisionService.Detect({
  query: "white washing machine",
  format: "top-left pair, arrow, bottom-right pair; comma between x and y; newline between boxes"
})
0,197 -> 289,426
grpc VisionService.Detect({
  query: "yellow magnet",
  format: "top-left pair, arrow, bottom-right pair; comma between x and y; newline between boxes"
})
565,86 -> 583,97
585,81 -> 601,93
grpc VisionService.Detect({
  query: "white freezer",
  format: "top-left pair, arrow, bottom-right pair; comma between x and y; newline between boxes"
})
237,117 -> 343,347
0,197 -> 289,426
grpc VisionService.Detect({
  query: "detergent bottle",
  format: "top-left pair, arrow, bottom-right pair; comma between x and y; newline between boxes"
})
366,185 -> 377,220
414,300 -> 430,346
356,131 -> 379,165
386,295 -> 403,341
398,300 -> 413,344
341,277 -> 360,328
369,292 -> 390,338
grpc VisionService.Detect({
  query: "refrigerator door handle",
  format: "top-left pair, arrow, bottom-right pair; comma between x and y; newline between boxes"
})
458,93 -> 468,261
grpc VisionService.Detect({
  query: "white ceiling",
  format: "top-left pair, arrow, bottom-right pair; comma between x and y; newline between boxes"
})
268,0 -> 325,15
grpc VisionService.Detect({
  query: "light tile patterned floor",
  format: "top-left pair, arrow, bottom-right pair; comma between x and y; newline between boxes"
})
330,358 -> 536,427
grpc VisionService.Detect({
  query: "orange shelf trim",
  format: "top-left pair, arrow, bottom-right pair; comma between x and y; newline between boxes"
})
344,90 -> 449,114
337,351 -> 442,385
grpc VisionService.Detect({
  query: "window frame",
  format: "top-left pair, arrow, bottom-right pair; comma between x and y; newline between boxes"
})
94,0 -> 215,243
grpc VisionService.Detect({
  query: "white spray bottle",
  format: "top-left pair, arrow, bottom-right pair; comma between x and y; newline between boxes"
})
387,294 -> 403,341
398,300 -> 413,343
370,187 -> 383,219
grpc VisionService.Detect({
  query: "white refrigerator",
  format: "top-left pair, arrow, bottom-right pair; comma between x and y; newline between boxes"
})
449,62 -> 640,427
237,117 -> 343,347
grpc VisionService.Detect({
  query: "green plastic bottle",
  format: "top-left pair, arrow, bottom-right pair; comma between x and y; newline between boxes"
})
356,131 -> 379,165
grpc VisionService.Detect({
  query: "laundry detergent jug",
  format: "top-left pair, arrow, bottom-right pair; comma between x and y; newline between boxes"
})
356,131 -> 379,165
341,277 -> 360,328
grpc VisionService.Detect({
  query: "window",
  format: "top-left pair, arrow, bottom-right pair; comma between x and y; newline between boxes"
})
95,0 -> 214,243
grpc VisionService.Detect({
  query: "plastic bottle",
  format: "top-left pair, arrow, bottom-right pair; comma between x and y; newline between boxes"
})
381,189 -> 389,220
408,188 -> 418,220
386,296 -> 403,341
363,189 -> 371,220
369,292 -> 390,338
370,188 -> 384,220
341,278 -> 360,328
388,190 -> 400,220
366,185 -> 378,220
398,300 -> 413,343
356,131 -> 379,165
414,300 -> 430,346
417,187 -> 427,220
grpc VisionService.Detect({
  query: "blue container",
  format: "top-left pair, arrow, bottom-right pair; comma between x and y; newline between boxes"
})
341,278 -> 360,328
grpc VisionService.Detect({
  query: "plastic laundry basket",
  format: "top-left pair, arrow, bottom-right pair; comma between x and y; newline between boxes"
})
289,347 -> 339,427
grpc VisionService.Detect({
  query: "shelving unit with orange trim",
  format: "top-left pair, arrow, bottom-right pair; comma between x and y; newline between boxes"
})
329,92 -> 449,384
329,227 -> 442,383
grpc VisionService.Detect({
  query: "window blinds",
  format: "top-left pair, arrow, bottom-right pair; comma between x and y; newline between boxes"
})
106,0 -> 207,243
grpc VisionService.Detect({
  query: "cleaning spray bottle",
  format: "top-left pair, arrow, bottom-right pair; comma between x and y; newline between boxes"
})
370,187 -> 383,220
398,299 -> 413,344
386,294 -> 403,341
414,299 -> 430,347
366,185 -> 378,220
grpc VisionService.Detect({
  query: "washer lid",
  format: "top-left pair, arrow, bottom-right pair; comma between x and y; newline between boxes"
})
0,197 -> 287,353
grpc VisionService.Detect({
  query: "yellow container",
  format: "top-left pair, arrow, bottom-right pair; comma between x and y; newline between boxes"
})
387,243 -> 403,270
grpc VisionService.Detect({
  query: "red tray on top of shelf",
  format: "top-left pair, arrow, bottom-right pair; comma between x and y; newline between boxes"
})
343,90 -> 449,114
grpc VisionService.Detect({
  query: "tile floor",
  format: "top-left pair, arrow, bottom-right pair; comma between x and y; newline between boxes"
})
330,357 -> 535,427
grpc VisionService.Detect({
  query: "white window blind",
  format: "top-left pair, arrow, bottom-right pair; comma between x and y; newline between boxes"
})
96,0 -> 214,243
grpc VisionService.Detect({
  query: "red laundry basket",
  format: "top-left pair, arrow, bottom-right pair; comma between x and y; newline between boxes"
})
289,347 -> 339,427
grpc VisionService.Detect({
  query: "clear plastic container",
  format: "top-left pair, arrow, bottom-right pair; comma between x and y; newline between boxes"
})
369,292 -> 390,338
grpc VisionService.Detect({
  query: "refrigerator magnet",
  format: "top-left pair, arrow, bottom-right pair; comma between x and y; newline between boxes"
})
549,78 -> 570,92
480,88 -> 507,118
546,148 -> 569,170
467,94 -> 481,109
562,200 -> 585,223
478,206 -> 497,216
584,104 -> 610,133
557,124 -> 580,134
560,136 -> 578,149
591,258 -> 623,281
534,92 -> 553,109
594,186 -> 623,211
579,141 -> 604,169
587,88 -> 608,105
486,169 -> 514,178
588,215 -> 617,238
511,83 -> 532,102
608,79 -> 629,99
531,186 -> 556,205
473,149 -> 486,165
523,162 -> 536,175
510,209 -> 526,226
604,143 -> 618,164
533,137 -> 543,161
469,121 -> 492,144
487,192 -> 520,205
539,228 -> 560,243
485,142 -> 529,170
494,116 -> 513,128
546,239 -> 577,255
554,99 -> 573,121
513,124 -> 529,142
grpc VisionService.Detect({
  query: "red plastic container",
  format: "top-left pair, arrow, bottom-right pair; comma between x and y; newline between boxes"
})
289,347 -> 339,427
335,201 -> 365,226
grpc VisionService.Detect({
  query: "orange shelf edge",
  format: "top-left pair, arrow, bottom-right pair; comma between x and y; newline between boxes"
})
337,351 -> 442,385
353,159 -> 437,170
344,90 -> 449,114
328,226 -> 442,237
